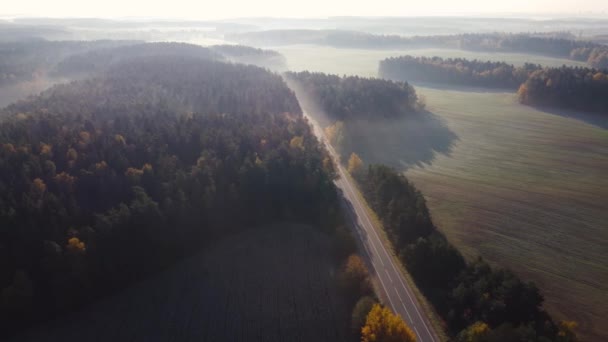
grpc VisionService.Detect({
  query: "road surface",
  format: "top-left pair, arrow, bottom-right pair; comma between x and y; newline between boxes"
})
303,111 -> 441,342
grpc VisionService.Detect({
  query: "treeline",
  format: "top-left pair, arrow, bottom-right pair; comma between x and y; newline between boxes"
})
0,39 -> 140,86
354,164 -> 577,341
285,71 -> 423,123
381,56 -> 608,114
379,56 -> 541,89
230,30 -> 608,69
0,40 -> 287,88
52,42 -> 222,77
569,47 -> 608,69
54,42 -> 287,77
518,67 -> 608,113
0,55 -> 344,338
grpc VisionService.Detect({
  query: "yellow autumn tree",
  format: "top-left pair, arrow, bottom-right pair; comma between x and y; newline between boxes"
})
347,152 -> 364,177
66,147 -> 78,161
361,304 -> 416,342
95,160 -> 108,171
458,321 -> 490,342
2,143 -> 16,154
290,136 -> 305,150
324,121 -> 344,147
125,167 -> 144,183
142,163 -> 153,173
517,83 -> 529,103
339,254 -> 373,304
39,143 -> 52,157
557,321 -> 578,341
66,237 -> 86,254
593,72 -> 607,81
114,134 -> 126,146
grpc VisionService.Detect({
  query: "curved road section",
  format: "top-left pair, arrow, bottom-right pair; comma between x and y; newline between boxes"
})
303,110 -> 441,342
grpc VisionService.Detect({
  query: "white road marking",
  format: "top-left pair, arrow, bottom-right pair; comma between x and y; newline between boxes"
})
385,269 -> 393,283
299,109 -> 439,342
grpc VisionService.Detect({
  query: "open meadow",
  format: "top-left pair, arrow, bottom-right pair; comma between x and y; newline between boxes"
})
12,225 -> 349,342
276,45 -> 586,78
277,45 -> 608,341
405,89 -> 608,342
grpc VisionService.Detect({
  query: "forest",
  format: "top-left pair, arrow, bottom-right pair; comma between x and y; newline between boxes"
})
54,42 -> 286,77
381,56 -> 608,114
52,42 -> 222,77
379,56 -> 541,89
0,55 -> 349,339
285,71 -> 423,122
0,39 -> 140,86
518,66 -> 608,113
0,40 -> 286,87
353,164 -> 578,341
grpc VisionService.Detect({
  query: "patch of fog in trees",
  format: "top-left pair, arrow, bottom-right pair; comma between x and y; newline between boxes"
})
0,77 -> 69,109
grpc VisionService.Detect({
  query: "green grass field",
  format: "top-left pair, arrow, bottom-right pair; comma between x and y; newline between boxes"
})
406,89 -> 608,342
278,45 -> 608,341
276,45 -> 586,77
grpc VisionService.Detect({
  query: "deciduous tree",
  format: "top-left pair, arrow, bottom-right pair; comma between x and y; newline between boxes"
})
361,304 -> 416,342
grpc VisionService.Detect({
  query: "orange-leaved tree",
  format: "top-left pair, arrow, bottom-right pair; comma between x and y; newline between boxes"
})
361,304 -> 416,342
347,152 -> 364,178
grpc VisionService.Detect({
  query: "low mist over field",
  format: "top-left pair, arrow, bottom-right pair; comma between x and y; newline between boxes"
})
1,2 -> 607,342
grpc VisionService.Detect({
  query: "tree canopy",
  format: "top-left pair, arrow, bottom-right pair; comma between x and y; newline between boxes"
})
361,304 -> 417,342
0,55 -> 342,338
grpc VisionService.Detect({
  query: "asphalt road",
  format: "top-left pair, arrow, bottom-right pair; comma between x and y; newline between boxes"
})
304,111 -> 440,342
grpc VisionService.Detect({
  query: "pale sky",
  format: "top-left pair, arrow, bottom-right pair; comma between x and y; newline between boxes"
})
2,0 -> 607,19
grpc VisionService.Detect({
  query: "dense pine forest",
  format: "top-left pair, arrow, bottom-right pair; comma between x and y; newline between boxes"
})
0,40 -> 140,86
54,42 -> 286,78
0,40 -> 286,87
52,42 -> 222,77
354,165 -> 577,341
0,55 -> 347,338
285,71 -> 422,122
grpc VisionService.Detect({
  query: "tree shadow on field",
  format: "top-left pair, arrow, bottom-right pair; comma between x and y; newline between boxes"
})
531,105 -> 608,130
342,110 -> 458,170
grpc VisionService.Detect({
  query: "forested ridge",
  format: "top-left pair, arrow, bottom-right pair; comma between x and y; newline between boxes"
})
0,40 -> 140,86
0,55 -> 346,338
381,56 -> 608,114
54,42 -> 286,77
0,40 -> 287,87
354,164 -> 578,341
52,42 -> 222,77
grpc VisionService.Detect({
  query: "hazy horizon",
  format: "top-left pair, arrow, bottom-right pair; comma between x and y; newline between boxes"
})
2,0 -> 608,20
